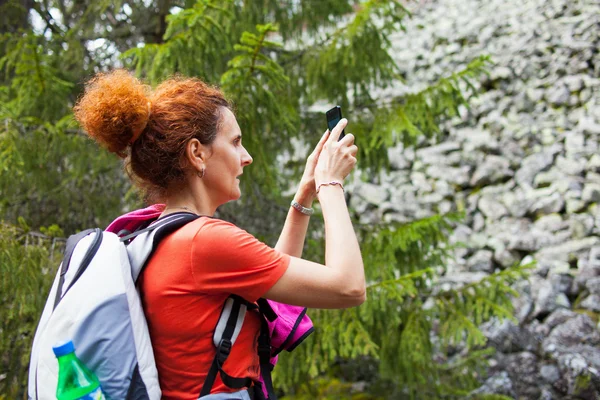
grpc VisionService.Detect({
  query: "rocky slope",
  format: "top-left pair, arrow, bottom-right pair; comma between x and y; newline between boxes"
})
348,0 -> 600,398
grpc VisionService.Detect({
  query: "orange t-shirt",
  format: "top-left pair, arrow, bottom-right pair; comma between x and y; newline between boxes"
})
139,216 -> 290,399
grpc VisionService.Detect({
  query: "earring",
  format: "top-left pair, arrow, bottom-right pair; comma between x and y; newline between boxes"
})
197,168 -> 205,178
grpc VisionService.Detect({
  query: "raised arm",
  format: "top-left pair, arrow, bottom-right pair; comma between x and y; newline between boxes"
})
274,131 -> 328,257
265,120 -> 365,309
273,189 -> 314,258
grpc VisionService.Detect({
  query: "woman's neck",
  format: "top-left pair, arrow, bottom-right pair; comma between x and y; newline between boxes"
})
160,183 -> 217,218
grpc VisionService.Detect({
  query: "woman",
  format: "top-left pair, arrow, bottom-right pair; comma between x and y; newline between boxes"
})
74,70 -> 365,399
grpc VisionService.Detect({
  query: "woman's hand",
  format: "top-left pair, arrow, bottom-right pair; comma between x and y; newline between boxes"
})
295,128 -> 330,205
314,119 -> 357,188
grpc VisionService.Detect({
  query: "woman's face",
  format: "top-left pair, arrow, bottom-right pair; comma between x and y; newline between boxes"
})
203,108 -> 253,204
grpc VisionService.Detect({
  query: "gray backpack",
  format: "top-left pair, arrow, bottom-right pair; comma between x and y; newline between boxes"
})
29,212 -> 276,399
29,214 -> 196,399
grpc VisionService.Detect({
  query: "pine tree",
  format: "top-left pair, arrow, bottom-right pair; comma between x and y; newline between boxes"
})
0,1 -> 529,398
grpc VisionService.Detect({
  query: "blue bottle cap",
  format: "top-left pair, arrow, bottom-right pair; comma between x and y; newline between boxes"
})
52,340 -> 75,357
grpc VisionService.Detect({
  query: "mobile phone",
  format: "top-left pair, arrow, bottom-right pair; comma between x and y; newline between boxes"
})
326,106 -> 345,141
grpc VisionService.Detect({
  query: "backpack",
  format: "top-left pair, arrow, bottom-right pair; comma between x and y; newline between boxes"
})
28,212 -> 278,399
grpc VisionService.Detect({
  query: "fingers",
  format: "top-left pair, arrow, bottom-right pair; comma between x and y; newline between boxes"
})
327,118 -> 348,144
344,143 -> 358,168
338,133 -> 355,146
338,133 -> 357,159
348,144 -> 358,157
329,131 -> 357,160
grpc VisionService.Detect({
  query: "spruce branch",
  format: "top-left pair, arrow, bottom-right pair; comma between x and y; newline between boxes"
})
299,0 -> 410,105
122,0 -> 233,83
367,55 -> 492,149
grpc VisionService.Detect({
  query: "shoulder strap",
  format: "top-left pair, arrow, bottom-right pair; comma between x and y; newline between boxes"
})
200,295 -> 255,397
53,228 -> 102,310
256,298 -> 277,322
200,297 -> 279,399
124,212 -> 199,282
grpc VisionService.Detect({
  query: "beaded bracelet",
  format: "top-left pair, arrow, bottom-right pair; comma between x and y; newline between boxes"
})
316,181 -> 344,194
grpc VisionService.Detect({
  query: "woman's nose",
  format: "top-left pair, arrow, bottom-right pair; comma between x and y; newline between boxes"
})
242,147 -> 253,166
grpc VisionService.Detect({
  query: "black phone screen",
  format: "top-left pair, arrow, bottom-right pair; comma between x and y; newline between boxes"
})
326,106 -> 345,140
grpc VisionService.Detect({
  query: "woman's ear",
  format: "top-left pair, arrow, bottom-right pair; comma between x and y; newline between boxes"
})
185,138 -> 208,173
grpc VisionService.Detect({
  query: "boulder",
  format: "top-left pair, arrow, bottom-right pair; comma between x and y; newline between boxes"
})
481,319 -> 540,353
470,371 -> 515,398
470,155 -> 513,186
530,276 -> 571,319
546,85 -> 570,106
515,150 -> 556,188
540,363 -> 561,385
425,165 -> 471,187
534,214 -> 567,232
466,250 -> 494,273
543,309 -> 579,333
502,189 -> 533,218
565,130 -> 587,158
582,183 -> 600,204
579,116 -> 600,136
556,155 -> 586,176
580,295 -> 600,312
354,182 -> 390,206
586,154 -> 600,172
529,192 -> 565,215
585,276 -> 600,295
542,314 -> 600,354
536,237 -> 600,263
556,352 -> 600,399
503,352 -> 542,399
478,195 -> 509,220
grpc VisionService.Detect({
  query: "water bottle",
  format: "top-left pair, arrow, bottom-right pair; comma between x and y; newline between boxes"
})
53,340 -> 106,400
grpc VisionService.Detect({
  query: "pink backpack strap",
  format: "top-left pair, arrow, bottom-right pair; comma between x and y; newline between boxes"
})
105,204 -> 164,235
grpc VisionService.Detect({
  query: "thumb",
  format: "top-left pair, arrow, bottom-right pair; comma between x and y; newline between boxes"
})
310,130 -> 329,159
315,129 -> 329,152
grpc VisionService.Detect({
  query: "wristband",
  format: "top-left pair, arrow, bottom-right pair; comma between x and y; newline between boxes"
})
316,181 -> 344,194
291,200 -> 314,216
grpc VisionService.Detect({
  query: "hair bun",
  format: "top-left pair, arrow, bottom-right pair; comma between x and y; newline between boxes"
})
74,70 -> 151,157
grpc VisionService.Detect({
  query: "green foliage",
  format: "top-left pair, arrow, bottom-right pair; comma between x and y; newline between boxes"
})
0,1 -> 528,399
303,0 -> 409,107
357,55 -> 492,174
39,224 -> 65,238
436,264 -> 532,351
122,0 -> 233,83
0,224 -> 58,398
0,116 -> 136,233
372,56 -> 491,148
285,377 -> 382,400
0,32 -> 74,121
276,213 -> 529,398
220,22 -> 299,194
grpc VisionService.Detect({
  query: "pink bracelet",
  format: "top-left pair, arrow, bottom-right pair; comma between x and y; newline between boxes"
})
316,181 -> 344,194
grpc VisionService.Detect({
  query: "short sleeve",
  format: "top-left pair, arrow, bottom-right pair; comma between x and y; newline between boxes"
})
190,219 -> 290,302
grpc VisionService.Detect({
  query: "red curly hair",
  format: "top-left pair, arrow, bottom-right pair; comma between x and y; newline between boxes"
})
74,70 -> 230,201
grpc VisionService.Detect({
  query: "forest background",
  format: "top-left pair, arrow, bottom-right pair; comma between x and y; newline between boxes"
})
0,0 -> 529,399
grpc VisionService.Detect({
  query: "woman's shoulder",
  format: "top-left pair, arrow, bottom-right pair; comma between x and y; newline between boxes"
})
190,215 -> 238,230
186,215 -> 248,241
187,217 -> 265,260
